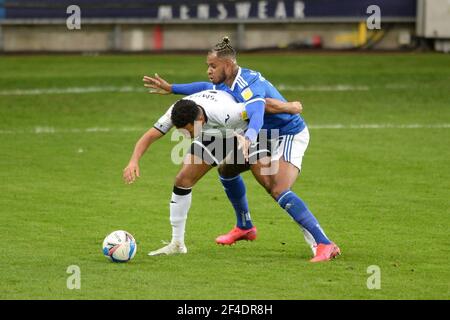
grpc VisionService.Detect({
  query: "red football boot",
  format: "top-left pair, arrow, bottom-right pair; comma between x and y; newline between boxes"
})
215,226 -> 257,245
310,243 -> 341,262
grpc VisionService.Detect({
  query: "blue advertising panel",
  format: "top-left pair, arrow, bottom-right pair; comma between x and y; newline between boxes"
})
3,0 -> 416,20
0,0 -> 5,19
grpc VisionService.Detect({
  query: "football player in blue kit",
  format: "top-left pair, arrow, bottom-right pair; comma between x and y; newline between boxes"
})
143,37 -> 340,262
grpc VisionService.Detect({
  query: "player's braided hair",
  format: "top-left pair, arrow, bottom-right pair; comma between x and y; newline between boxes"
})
210,36 -> 236,60
171,99 -> 201,128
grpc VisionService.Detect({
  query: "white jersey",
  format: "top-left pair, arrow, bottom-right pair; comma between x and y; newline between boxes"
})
154,90 -> 249,138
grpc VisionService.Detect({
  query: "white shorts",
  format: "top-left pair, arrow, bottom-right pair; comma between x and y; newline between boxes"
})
271,127 -> 310,171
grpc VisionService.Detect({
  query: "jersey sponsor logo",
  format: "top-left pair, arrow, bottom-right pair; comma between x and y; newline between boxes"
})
190,92 -> 218,102
241,88 -> 253,101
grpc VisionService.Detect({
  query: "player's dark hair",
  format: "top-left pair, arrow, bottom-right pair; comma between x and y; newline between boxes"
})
209,36 -> 236,60
171,99 -> 201,128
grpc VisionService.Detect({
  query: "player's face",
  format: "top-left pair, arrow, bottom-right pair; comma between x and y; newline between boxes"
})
179,113 -> 205,138
206,53 -> 228,84
182,123 -> 196,138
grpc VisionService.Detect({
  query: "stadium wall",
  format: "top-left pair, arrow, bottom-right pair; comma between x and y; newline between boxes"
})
0,23 -> 416,52
0,0 -> 418,52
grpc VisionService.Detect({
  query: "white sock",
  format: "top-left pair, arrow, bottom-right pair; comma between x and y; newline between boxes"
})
301,227 -> 318,255
170,186 -> 192,244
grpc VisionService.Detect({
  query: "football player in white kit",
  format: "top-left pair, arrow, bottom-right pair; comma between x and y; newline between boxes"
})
123,90 -> 301,255
142,37 -> 341,262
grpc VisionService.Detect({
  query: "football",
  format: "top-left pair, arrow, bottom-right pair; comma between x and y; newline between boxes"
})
102,230 -> 137,262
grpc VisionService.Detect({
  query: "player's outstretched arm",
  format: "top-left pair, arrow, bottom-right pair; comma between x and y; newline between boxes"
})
143,74 -> 213,95
123,128 -> 165,184
265,98 -> 303,114
143,74 -> 172,94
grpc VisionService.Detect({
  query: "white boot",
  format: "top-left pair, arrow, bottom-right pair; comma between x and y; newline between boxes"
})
148,241 -> 187,256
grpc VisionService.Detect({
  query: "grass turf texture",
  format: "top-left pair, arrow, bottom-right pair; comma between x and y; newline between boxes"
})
0,53 -> 449,299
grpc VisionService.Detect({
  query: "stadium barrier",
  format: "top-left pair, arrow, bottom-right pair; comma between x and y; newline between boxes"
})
0,0 -> 419,52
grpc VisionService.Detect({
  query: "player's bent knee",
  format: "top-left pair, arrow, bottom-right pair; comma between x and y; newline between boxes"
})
174,172 -> 195,189
269,186 -> 288,200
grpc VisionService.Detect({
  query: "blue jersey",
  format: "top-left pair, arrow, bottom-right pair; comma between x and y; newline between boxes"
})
213,67 -> 305,136
172,67 -> 305,137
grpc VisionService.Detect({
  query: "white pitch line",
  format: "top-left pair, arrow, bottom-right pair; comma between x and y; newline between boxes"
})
277,84 -> 370,91
0,127 -> 145,134
0,124 -> 449,135
308,124 -> 450,129
0,83 -> 414,96
0,86 -> 145,96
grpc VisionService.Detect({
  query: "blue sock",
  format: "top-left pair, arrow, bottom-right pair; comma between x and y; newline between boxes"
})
277,190 -> 331,245
219,175 -> 253,229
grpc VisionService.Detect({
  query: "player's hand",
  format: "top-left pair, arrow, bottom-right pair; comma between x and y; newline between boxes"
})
234,133 -> 251,162
292,101 -> 303,114
123,162 -> 140,184
143,73 -> 172,94
286,101 -> 303,114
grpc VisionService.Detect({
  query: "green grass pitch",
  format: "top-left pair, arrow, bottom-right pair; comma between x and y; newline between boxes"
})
0,53 -> 449,299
